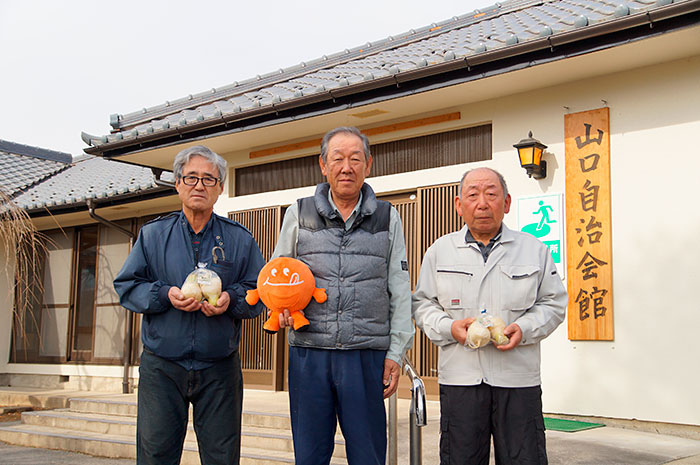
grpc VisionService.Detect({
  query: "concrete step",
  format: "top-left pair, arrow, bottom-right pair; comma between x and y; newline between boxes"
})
0,406 -> 32,414
21,409 -> 135,437
0,388 -> 75,410
0,387 -> 136,411
242,410 -> 290,430
0,389 -> 355,463
19,409 -> 346,456
0,422 -> 348,465
69,397 -> 137,417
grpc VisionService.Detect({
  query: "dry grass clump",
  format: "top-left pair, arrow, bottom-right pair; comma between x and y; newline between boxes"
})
0,189 -> 50,347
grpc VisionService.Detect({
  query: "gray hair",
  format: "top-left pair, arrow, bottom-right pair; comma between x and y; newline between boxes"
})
173,145 -> 227,184
458,167 -> 509,198
320,127 -> 371,163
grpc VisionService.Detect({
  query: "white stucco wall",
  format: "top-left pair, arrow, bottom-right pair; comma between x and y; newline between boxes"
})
216,55 -> 700,426
533,55 -> 700,426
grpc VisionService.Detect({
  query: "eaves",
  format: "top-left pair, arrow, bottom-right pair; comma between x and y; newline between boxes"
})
25,186 -> 176,219
85,0 -> 700,160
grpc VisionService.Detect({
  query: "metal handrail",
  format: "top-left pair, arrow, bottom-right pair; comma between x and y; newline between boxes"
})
403,355 -> 427,427
389,355 -> 428,465
403,355 -> 427,465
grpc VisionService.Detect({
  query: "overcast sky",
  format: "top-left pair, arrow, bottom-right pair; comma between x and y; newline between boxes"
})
1,0 -> 488,157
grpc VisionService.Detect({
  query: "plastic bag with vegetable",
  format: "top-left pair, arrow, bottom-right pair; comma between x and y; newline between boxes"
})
466,318 -> 491,349
485,315 -> 509,346
180,262 -> 222,306
465,310 -> 510,349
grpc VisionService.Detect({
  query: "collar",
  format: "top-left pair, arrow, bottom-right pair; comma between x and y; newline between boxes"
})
328,188 -> 363,226
455,223 -> 516,248
465,224 -> 503,246
181,210 -> 215,236
314,182 -> 378,221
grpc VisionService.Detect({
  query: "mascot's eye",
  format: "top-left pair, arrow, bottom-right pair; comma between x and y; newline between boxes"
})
270,268 -> 277,277
283,268 -> 290,276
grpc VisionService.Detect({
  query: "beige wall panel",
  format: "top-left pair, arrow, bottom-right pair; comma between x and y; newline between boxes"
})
94,305 -> 125,359
0,243 -> 14,366
39,307 -> 69,357
96,223 -> 131,305
43,231 -> 74,306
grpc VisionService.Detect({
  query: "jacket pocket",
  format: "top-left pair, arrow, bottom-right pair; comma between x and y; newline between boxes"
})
499,265 -> 540,311
436,265 -> 479,315
210,260 -> 235,290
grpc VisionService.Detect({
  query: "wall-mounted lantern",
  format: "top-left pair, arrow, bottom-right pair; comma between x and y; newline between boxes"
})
513,131 -> 547,179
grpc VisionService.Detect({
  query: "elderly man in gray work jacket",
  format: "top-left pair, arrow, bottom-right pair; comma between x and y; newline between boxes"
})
413,167 -> 567,465
272,126 -> 414,465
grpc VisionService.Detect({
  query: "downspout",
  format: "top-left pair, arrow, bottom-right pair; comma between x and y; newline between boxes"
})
151,168 -> 176,188
87,199 -> 135,394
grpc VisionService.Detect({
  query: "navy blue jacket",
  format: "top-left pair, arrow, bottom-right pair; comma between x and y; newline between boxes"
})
113,211 -> 264,365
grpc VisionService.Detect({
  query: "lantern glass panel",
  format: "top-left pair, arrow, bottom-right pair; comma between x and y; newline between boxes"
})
533,147 -> 543,166
518,146 -> 534,166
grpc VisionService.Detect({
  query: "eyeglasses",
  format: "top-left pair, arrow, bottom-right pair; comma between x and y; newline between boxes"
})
179,175 -> 220,187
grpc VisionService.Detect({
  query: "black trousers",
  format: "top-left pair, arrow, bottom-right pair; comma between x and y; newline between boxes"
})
439,383 -> 547,465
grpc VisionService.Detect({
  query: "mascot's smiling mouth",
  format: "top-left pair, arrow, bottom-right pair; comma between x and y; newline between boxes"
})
263,272 -> 304,287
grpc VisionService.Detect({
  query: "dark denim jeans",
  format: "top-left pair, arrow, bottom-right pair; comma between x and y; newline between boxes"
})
137,350 -> 243,465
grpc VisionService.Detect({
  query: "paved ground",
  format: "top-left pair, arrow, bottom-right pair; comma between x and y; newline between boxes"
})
2,388 -> 700,464
0,441 -> 134,464
2,425 -> 700,465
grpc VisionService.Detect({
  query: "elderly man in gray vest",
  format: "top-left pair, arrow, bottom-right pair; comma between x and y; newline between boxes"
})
272,126 -> 414,465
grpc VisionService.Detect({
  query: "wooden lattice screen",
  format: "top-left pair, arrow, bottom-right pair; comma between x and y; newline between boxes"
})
229,206 -> 285,388
376,185 -> 463,393
412,182 -> 463,383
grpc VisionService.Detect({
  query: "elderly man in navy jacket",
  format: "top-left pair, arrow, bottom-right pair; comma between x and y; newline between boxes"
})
114,145 -> 264,465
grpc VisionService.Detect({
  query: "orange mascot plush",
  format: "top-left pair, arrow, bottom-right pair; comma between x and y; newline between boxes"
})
245,257 -> 327,333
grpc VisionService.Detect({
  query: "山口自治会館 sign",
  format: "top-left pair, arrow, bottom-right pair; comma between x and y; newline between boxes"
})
517,193 -> 564,279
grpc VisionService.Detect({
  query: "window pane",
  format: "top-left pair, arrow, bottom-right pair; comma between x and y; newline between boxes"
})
73,226 -> 98,352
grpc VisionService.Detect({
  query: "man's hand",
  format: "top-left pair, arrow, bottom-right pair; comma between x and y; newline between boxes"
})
450,317 -> 475,346
273,308 -> 298,329
496,323 -> 522,351
201,291 -> 231,317
383,359 -> 401,399
168,286 -> 201,312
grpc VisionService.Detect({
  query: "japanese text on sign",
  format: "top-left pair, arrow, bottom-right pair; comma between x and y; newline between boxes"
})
565,107 -> 614,340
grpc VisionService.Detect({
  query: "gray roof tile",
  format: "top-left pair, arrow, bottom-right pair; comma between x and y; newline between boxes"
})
12,156 -> 168,211
82,0 -> 677,151
0,151 -> 69,197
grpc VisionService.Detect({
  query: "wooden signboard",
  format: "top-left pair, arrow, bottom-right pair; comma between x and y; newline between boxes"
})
565,107 -> 614,340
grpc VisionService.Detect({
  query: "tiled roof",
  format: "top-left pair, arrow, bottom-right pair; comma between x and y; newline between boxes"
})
0,140 -> 72,163
12,156 -> 172,212
0,142 -> 71,196
82,0 -> 694,153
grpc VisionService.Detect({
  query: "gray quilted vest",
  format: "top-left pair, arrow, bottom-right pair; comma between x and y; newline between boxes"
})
291,182 -> 392,350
